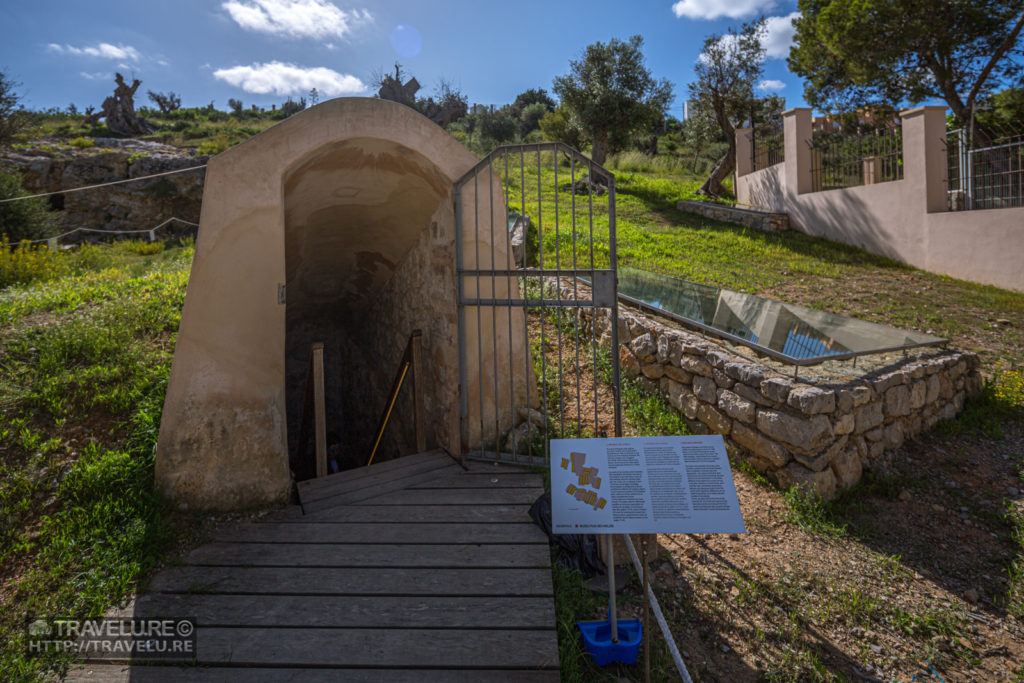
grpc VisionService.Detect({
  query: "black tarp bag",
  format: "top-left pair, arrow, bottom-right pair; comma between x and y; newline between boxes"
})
528,491 -> 606,578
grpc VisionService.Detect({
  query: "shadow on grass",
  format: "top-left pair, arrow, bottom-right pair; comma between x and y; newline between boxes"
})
553,557 -> 761,682
614,170 -> 911,273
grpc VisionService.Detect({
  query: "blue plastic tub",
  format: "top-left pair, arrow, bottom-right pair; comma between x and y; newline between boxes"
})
577,618 -> 643,665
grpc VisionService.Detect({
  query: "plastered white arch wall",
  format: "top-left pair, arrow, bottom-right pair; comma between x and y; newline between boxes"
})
156,98 -> 522,509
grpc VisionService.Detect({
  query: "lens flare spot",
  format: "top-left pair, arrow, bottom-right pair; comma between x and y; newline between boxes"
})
390,24 -> 422,58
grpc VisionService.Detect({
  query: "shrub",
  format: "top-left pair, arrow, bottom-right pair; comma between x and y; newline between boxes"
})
197,133 -> 230,155
68,136 -> 95,148
111,239 -> 165,256
939,360 -> 1024,438
606,151 -> 687,175
992,361 -> 1024,407
0,240 -> 67,288
0,169 -> 57,242
67,240 -> 162,273
539,105 -> 587,151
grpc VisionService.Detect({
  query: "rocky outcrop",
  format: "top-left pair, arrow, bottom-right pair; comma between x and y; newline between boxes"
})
2,138 -> 208,239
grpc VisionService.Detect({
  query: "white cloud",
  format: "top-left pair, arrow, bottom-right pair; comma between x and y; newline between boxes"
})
80,71 -> 111,81
213,61 -> 366,96
763,12 -> 800,59
697,11 -> 800,64
222,0 -> 371,40
758,79 -> 786,91
49,42 -> 141,61
672,0 -> 776,20
697,34 -> 738,65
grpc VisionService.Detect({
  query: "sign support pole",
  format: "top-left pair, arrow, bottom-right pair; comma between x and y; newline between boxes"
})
552,435 -> 745,668
606,534 -> 618,643
642,535 -> 651,683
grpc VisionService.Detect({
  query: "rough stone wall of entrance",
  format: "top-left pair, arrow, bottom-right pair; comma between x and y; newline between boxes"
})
341,199 -> 461,463
579,296 -> 982,500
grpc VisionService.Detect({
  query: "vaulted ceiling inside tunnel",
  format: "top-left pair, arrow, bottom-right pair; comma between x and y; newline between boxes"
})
283,137 -> 450,320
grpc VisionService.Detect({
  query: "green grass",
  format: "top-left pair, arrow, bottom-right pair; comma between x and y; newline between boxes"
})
0,242 -> 195,681
782,484 -> 848,538
551,563 -> 613,682
508,155 -> 1024,373
593,346 -> 690,437
605,151 -> 695,176
552,559 -> 680,682
21,108 -> 283,152
620,379 -> 690,436
2,147 -> 1022,679
939,361 -> 1024,439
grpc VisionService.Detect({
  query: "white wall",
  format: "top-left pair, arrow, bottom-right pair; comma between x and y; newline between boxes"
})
737,107 -> 1024,293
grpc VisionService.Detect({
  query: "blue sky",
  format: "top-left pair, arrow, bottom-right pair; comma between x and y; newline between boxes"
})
1,0 -> 805,117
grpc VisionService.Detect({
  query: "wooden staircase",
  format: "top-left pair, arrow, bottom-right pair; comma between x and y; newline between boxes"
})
67,451 -> 559,681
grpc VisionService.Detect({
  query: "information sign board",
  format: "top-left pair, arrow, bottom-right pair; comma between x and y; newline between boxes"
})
550,435 -> 745,535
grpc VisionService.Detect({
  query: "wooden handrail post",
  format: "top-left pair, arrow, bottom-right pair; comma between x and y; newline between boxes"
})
311,342 -> 327,478
410,329 -> 426,453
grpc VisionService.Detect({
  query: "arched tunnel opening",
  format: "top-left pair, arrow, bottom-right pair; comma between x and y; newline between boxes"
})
155,98 -> 543,510
283,137 -> 461,480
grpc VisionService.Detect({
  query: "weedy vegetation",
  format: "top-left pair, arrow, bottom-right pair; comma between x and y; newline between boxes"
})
0,239 -> 196,681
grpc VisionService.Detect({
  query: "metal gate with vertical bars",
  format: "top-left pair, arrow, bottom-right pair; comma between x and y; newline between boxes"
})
454,143 -> 622,466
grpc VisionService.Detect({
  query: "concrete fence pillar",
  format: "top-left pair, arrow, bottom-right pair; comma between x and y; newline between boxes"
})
735,127 -> 753,177
783,108 -> 813,195
900,106 -> 948,213
863,156 -> 882,185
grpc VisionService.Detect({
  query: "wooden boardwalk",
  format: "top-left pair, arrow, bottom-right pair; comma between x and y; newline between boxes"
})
68,450 -> 559,681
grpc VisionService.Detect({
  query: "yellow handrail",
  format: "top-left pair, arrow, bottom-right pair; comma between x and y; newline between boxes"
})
366,362 -> 409,466
366,330 -> 424,467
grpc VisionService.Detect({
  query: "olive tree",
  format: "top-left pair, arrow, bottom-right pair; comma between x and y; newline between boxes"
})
553,35 -> 674,164
688,20 -> 766,197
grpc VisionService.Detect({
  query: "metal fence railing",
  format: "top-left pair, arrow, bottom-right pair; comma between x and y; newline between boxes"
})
809,127 -> 903,191
947,128 -> 1024,211
751,126 -> 785,171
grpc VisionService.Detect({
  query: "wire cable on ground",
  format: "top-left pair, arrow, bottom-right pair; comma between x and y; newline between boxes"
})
623,533 -> 693,683
2,216 -> 199,248
0,164 -> 207,204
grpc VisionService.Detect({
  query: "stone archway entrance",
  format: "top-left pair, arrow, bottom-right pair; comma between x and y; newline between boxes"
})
282,137 -> 460,479
156,99 -> 493,509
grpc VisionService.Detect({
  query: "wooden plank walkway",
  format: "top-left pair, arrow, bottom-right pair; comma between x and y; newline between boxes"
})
68,450 -> 559,681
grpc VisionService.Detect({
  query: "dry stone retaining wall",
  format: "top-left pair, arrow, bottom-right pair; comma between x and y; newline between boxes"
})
675,200 -> 789,232
578,298 -> 981,501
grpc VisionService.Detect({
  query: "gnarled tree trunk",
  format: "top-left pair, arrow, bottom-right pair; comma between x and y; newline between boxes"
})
698,139 -> 735,198
590,130 -> 609,166
98,73 -> 156,137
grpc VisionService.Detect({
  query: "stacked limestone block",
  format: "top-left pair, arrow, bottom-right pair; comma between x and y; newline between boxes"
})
579,303 -> 982,501
675,200 -> 789,232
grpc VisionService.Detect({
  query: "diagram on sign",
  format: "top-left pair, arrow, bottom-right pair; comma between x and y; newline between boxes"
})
561,451 -> 607,511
